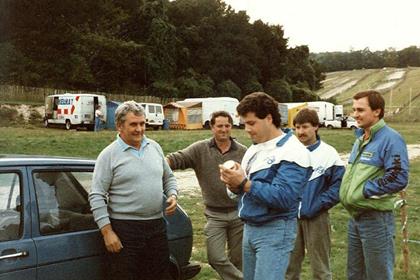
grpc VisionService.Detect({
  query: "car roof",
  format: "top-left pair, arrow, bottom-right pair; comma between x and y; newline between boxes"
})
0,154 -> 95,167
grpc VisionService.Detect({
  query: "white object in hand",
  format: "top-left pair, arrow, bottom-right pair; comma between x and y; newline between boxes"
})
223,160 -> 236,170
223,160 -> 238,200
226,188 -> 239,200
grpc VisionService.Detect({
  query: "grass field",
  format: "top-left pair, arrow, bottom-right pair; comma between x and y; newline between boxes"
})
1,124 -> 420,279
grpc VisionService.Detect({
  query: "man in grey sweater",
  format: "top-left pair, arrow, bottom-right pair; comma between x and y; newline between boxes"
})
89,101 -> 177,280
167,111 -> 247,280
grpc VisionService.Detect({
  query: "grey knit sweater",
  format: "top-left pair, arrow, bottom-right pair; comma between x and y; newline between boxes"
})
89,137 -> 177,229
167,138 -> 246,209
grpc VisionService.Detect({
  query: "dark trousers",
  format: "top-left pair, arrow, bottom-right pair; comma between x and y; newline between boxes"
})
108,218 -> 171,280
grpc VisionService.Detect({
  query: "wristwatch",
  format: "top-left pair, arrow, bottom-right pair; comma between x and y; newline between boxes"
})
237,177 -> 248,191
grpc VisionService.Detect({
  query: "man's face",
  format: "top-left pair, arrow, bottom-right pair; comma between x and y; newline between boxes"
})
117,112 -> 146,148
211,116 -> 232,142
352,97 -> 381,129
242,112 -> 272,144
295,122 -> 318,146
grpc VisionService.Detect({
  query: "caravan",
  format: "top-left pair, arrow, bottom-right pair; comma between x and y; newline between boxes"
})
179,97 -> 241,128
44,93 -> 106,130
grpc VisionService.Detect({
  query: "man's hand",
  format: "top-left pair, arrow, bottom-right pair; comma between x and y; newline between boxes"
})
220,163 -> 250,193
165,195 -> 177,216
101,224 -> 123,253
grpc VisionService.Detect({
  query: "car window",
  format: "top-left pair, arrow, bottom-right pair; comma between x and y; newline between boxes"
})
149,105 -> 155,113
33,171 -> 96,235
0,172 -> 22,242
156,106 -> 162,114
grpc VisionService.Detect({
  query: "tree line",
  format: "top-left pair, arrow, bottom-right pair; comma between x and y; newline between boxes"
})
0,0 -> 324,102
312,46 -> 420,72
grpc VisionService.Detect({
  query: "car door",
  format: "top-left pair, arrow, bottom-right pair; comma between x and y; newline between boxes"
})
0,167 -> 37,280
28,166 -> 107,280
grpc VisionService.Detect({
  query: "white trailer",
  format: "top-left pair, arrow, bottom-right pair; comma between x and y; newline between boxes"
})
307,101 -> 343,126
44,93 -> 106,130
180,97 -> 240,127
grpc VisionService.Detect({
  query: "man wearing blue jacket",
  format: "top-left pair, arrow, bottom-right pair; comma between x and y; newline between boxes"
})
220,92 -> 312,280
340,90 -> 409,280
286,108 -> 345,280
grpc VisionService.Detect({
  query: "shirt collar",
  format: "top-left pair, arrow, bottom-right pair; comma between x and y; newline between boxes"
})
117,134 -> 149,151
208,137 -> 238,152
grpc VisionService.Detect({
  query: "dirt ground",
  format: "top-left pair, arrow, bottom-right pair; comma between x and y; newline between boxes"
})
175,144 -> 420,196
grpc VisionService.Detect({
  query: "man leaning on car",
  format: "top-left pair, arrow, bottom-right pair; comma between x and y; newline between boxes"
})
89,101 -> 178,280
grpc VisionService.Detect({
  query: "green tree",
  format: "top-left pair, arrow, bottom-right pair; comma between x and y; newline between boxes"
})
266,79 -> 292,102
216,80 -> 241,99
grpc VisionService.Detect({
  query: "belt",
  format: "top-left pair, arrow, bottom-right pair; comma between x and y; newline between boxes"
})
206,206 -> 238,213
353,210 -> 393,221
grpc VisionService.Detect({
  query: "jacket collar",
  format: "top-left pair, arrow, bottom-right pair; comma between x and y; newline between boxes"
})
355,119 -> 386,141
276,129 -> 293,147
306,135 -> 321,152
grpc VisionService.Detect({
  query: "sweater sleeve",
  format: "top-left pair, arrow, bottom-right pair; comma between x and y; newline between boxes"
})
248,161 -> 312,210
363,136 -> 409,198
89,148 -> 113,229
155,143 -> 178,197
166,142 -> 200,170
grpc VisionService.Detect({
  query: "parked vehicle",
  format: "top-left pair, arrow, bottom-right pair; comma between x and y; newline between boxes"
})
307,101 -> 343,126
325,116 -> 358,129
44,93 -> 106,130
278,102 -> 307,127
178,97 -> 241,128
0,155 -> 200,280
279,101 -> 343,127
139,103 -> 165,129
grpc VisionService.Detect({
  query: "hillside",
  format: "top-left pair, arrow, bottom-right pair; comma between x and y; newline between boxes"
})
315,67 -> 420,121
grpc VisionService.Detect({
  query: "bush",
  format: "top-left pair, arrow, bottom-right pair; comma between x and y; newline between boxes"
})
0,105 -> 23,126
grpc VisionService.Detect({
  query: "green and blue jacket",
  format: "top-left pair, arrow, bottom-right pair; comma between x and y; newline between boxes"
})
339,119 -> 409,217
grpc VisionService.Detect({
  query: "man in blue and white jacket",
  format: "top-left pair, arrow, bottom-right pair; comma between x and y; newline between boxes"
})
220,92 -> 312,280
286,108 -> 345,280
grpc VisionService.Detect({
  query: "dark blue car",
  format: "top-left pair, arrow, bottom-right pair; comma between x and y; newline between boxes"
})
0,155 -> 200,280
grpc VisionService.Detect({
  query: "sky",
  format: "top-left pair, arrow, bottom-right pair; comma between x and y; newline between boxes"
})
223,0 -> 420,53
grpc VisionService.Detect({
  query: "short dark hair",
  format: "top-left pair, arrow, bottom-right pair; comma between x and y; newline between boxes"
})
210,111 -> 233,126
293,108 -> 320,127
237,92 -> 281,128
353,90 -> 385,119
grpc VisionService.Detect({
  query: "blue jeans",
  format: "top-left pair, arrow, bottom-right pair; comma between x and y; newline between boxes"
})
94,117 -> 101,131
243,218 -> 297,280
347,211 -> 395,280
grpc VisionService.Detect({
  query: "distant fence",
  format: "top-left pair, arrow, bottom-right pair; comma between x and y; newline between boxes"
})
0,84 -> 177,105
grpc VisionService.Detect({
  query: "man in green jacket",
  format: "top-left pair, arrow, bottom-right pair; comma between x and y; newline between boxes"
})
339,90 -> 409,280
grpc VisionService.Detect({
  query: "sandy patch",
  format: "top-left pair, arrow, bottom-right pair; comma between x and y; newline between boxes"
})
375,81 -> 397,91
386,70 -> 405,80
321,80 -> 358,99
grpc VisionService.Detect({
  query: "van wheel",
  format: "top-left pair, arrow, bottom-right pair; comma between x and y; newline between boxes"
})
204,121 -> 210,129
65,120 -> 72,130
327,125 -> 333,129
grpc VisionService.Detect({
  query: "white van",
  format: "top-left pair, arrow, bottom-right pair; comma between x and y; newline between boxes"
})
139,103 -> 164,129
44,93 -> 106,130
